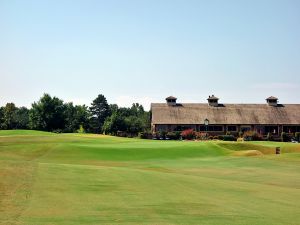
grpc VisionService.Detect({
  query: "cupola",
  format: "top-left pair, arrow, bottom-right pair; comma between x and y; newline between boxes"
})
207,95 -> 219,107
166,96 -> 177,106
266,96 -> 278,106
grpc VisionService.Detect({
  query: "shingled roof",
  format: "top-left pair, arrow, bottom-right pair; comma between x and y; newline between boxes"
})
151,103 -> 300,125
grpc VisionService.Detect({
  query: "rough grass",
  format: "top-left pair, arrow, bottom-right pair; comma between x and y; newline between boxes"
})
0,130 -> 300,225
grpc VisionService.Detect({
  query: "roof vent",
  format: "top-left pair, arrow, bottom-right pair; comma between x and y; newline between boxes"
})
166,96 -> 177,106
266,96 -> 278,106
207,95 -> 219,107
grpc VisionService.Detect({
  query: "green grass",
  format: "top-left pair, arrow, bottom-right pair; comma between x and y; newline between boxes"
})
1,130 -> 300,225
0,129 -> 56,136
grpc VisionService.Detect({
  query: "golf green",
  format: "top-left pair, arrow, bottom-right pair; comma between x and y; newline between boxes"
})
1,130 -> 300,225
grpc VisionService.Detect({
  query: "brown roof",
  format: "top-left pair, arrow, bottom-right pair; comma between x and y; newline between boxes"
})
151,103 -> 300,125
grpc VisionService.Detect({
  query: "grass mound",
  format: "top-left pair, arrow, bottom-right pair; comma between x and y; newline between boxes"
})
252,141 -> 300,153
217,142 -> 274,154
231,150 -> 264,156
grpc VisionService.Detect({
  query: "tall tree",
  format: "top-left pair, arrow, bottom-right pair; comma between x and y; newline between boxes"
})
125,115 -> 146,134
0,107 -> 4,129
29,94 -> 66,131
64,103 -> 90,132
102,103 -> 151,136
109,104 -> 119,114
102,111 -> 126,135
129,103 -> 151,133
15,107 -> 29,129
2,103 -> 18,129
89,94 -> 110,133
130,103 -> 145,116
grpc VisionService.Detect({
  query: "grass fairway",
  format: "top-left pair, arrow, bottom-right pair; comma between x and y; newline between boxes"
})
1,130 -> 300,225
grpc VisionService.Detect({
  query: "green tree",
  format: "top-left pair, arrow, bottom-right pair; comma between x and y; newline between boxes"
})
130,103 -> 145,116
89,94 -> 110,133
117,107 -> 132,117
29,94 -> 66,131
2,103 -> 18,129
0,107 -> 4,129
64,103 -> 90,132
109,104 -> 119,114
125,116 -> 146,135
102,103 -> 151,136
15,107 -> 29,129
129,103 -> 151,133
141,111 -> 151,132
102,112 -> 126,135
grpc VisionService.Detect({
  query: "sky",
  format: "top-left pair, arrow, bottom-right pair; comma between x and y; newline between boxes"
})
0,0 -> 299,110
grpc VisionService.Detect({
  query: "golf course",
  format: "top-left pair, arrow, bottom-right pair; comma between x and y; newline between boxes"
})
1,130 -> 300,225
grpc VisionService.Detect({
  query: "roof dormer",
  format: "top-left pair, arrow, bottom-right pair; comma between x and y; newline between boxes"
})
207,95 -> 219,107
266,96 -> 278,106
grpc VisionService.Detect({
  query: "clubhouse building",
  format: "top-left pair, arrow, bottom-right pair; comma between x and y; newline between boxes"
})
151,96 -> 300,135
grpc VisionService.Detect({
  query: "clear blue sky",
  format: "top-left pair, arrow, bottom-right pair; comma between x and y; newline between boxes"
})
1,0 -> 299,110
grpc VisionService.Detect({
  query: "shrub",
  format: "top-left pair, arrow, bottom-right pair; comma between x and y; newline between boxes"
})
53,129 -> 63,134
295,132 -> 300,142
77,125 -> 85,133
138,132 -> 145,139
116,131 -> 136,138
181,129 -> 195,140
166,131 -> 181,140
151,132 -> 159,139
209,136 -> 214,140
218,135 -> 224,140
243,131 -> 263,141
195,132 -> 208,140
153,131 -> 167,139
267,132 -> 273,141
237,137 -> 244,142
253,132 -> 263,141
222,135 -> 237,141
175,131 -> 182,139
281,132 -> 290,142
213,136 -> 219,140
117,131 -> 127,137
238,131 -> 243,138
138,132 -> 152,139
160,131 -> 167,139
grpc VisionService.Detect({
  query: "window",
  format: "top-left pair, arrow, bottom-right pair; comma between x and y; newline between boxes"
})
157,125 -> 168,132
283,126 -> 300,133
199,126 -> 206,131
213,126 -> 223,131
227,126 -> 237,132
264,126 -> 278,134
199,125 -> 223,132
241,126 -> 251,132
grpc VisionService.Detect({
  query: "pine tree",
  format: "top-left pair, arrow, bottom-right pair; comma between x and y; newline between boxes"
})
89,94 -> 111,133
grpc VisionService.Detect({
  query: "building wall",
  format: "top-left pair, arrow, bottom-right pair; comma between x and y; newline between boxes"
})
152,124 -> 300,135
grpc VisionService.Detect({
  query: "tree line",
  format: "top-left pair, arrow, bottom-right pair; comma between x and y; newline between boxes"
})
0,93 -> 151,136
